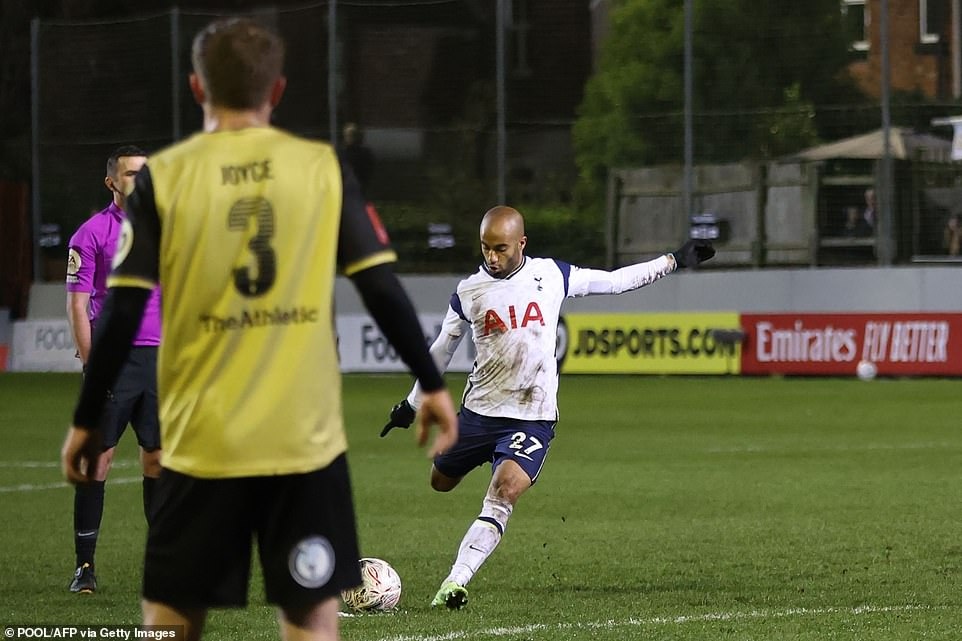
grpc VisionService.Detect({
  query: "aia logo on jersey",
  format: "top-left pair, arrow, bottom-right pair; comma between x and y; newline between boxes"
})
482,302 -> 544,335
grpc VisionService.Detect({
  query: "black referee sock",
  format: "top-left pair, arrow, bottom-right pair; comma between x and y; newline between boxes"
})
74,480 -> 105,568
142,476 -> 157,525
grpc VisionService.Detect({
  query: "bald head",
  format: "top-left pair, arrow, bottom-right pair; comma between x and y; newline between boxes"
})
481,206 -> 525,237
480,206 -> 526,278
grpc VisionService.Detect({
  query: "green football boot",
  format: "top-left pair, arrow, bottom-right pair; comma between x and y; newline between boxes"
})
430,580 -> 468,610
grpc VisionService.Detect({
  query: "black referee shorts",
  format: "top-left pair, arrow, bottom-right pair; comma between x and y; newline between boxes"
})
99,346 -> 159,451
142,453 -> 362,610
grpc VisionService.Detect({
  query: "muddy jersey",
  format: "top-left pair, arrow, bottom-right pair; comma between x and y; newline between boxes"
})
408,254 -> 675,421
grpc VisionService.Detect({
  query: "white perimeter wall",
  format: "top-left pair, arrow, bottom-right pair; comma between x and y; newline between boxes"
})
25,266 -> 962,320
14,266 -> 962,372
334,266 -> 962,315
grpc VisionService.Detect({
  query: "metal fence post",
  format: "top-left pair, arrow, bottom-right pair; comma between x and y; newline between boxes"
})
30,17 -> 41,282
878,0 -> 894,265
683,0 -> 694,230
496,0 -> 506,204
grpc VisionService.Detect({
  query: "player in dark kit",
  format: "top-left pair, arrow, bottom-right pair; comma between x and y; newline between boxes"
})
61,17 -> 457,641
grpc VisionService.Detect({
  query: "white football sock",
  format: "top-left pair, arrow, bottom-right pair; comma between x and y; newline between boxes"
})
446,495 -> 513,587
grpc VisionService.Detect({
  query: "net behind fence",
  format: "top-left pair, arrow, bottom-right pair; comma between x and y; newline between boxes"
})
30,2 -> 962,282
34,13 -> 173,279
33,3 -> 538,279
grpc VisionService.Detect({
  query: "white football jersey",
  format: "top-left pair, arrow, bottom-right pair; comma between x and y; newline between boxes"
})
408,254 -> 675,421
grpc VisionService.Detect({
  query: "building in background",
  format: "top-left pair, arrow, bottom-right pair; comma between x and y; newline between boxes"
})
843,0 -> 959,99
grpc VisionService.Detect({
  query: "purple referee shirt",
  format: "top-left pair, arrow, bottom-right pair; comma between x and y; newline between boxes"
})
66,202 -> 162,346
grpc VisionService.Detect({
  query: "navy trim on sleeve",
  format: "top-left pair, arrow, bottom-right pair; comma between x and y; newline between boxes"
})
449,292 -> 467,322
552,259 -> 572,297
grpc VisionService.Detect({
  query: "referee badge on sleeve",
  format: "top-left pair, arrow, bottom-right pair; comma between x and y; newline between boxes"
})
66,248 -> 81,283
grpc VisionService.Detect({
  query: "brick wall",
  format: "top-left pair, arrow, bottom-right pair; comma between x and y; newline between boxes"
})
849,0 -> 952,98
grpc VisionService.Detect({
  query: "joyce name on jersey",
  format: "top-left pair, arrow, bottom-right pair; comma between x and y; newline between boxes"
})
109,128 -> 394,478
454,257 -> 570,421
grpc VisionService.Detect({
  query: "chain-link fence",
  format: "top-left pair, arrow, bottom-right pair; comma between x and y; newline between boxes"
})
28,1 -> 962,283
31,2 -> 597,281
32,5 -> 333,280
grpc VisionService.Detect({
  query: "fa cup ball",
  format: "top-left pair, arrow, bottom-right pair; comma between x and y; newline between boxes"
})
341,557 -> 402,612
856,360 -> 877,381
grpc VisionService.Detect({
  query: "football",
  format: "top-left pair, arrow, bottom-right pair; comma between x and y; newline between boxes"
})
856,359 -> 878,381
341,557 -> 402,612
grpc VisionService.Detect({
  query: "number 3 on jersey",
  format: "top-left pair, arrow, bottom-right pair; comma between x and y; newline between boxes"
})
509,431 -> 544,461
228,197 -> 276,297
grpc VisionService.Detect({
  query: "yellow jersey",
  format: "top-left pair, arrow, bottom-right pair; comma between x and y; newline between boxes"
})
110,127 -> 395,478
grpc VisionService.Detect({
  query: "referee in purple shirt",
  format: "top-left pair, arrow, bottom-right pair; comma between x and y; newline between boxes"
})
64,145 -> 162,594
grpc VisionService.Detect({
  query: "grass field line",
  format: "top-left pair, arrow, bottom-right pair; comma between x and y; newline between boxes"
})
373,604 -> 948,641
0,476 -> 141,493
704,441 -> 956,454
0,459 -> 140,469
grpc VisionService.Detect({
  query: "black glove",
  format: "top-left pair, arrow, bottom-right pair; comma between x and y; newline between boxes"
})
672,239 -> 716,268
380,399 -> 416,437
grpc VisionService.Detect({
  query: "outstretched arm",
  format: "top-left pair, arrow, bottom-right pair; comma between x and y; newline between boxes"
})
568,255 -> 675,297
567,239 -> 715,297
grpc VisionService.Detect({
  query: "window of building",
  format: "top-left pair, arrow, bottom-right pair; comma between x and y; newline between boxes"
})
920,0 -> 947,44
842,0 -> 868,52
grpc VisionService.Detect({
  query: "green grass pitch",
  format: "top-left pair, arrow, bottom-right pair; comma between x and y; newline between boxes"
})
1,372 -> 960,640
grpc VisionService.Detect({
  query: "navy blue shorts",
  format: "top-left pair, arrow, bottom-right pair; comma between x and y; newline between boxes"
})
99,346 -> 159,451
433,407 -> 556,483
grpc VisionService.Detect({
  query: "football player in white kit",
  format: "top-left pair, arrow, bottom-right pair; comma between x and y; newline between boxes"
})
381,206 -> 715,609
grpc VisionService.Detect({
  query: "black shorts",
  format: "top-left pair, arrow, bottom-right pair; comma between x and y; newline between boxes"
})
142,453 -> 362,610
99,346 -> 159,451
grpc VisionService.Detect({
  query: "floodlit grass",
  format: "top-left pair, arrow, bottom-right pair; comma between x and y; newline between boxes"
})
1,372 -> 960,640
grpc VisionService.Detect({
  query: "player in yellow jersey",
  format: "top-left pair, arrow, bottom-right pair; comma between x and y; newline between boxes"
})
61,17 -> 458,641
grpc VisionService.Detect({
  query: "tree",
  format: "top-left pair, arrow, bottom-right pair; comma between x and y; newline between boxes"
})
573,0 -> 863,186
